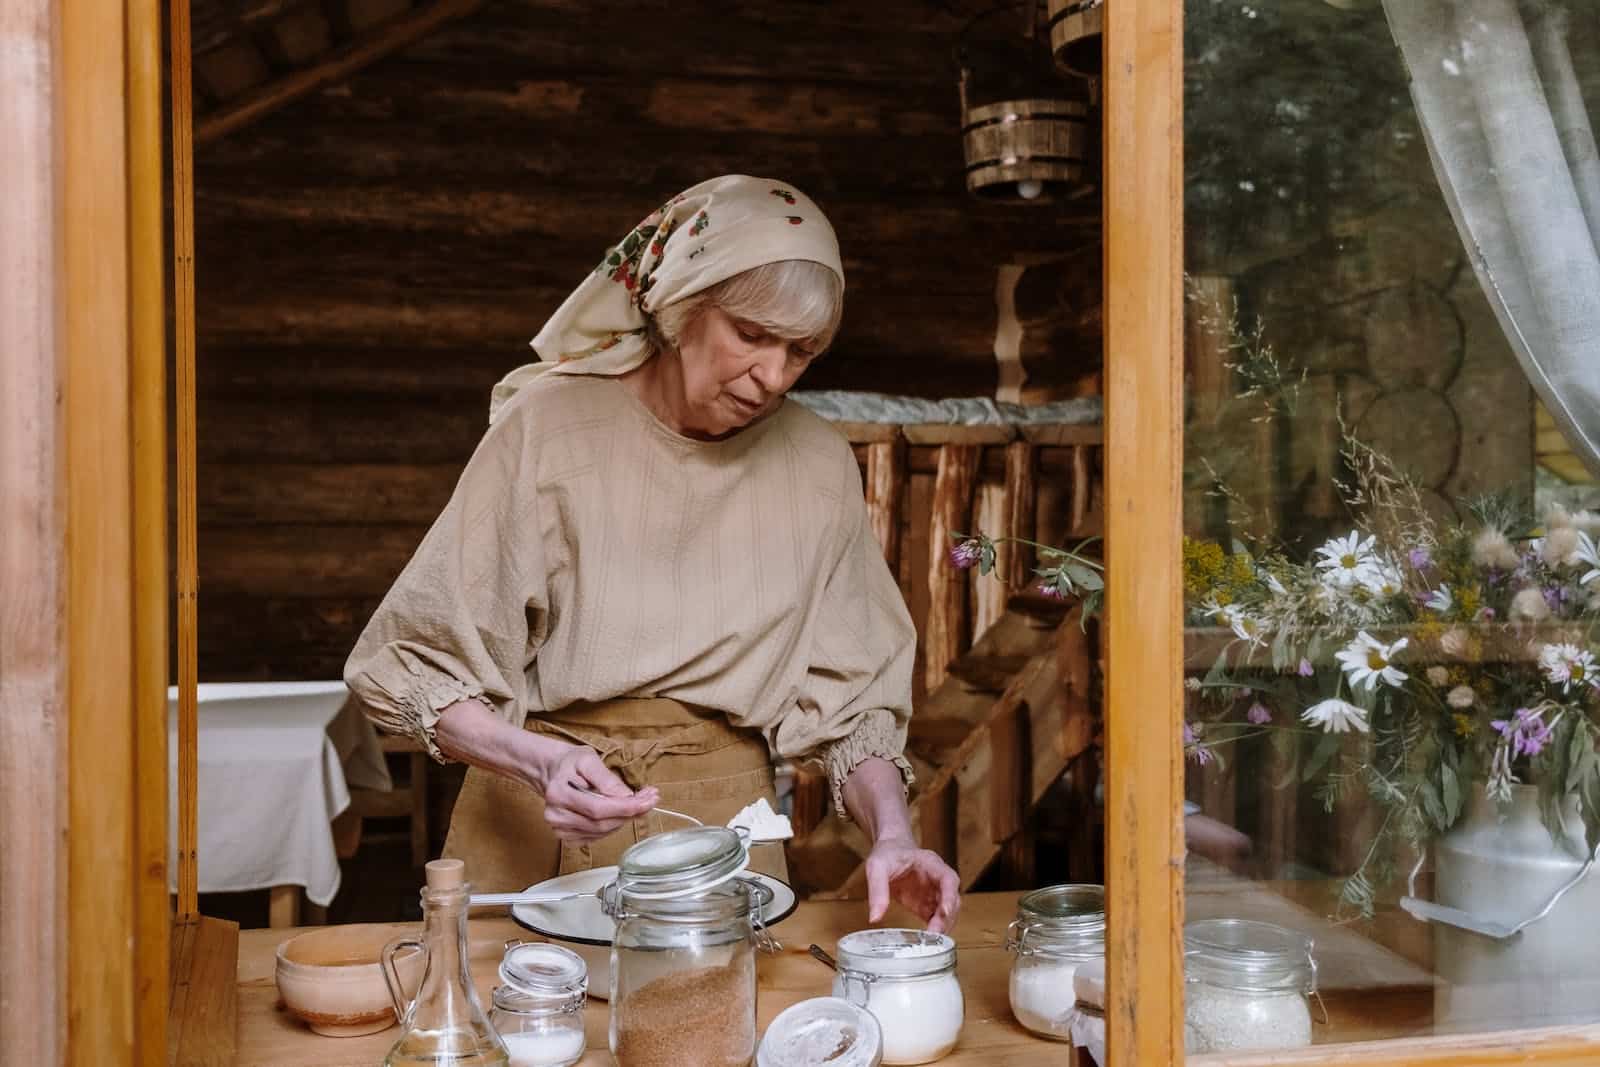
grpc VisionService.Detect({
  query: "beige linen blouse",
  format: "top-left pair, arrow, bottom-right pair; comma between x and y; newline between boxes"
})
344,373 -> 917,813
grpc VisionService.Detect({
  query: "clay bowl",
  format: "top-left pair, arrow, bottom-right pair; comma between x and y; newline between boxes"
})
275,924 -> 424,1037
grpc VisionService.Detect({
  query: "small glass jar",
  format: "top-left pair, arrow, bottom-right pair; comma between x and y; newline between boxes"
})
1005,884 -> 1105,1040
831,929 -> 963,1065
1183,918 -> 1317,1054
758,996 -> 883,1067
488,941 -> 587,1067
606,828 -> 777,1067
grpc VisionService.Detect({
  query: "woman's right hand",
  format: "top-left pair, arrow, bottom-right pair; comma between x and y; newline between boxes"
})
526,735 -> 660,844
435,699 -> 658,844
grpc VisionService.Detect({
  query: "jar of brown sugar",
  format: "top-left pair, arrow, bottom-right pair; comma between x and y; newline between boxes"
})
605,827 -> 780,1067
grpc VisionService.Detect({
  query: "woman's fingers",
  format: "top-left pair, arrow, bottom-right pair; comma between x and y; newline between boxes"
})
571,749 -> 643,799
927,865 -> 961,933
870,849 -> 963,933
866,860 -> 892,923
550,778 -> 651,824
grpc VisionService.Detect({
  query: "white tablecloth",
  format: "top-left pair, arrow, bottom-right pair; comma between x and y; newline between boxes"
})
167,682 -> 393,907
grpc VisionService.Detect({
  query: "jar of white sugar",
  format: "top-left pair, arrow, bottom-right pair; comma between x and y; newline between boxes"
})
1183,918 -> 1317,1054
1005,884 -> 1105,1040
488,942 -> 588,1067
832,929 -> 963,1065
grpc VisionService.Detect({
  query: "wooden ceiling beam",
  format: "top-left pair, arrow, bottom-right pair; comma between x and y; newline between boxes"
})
196,0 -> 481,145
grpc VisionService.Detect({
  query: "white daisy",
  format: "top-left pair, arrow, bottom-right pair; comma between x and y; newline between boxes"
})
1335,631 -> 1409,691
1424,586 -> 1453,613
1301,698 -> 1371,734
1575,531 -> 1600,587
1357,558 -> 1405,599
1226,608 -> 1268,647
1315,532 -> 1378,589
1264,572 -> 1287,597
1204,601 -> 1268,648
1538,642 -> 1599,692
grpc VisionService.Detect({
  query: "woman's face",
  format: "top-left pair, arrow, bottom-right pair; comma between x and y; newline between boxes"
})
672,306 -> 818,437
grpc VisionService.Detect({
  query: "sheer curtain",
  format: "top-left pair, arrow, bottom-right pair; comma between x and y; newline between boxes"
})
1383,0 -> 1600,478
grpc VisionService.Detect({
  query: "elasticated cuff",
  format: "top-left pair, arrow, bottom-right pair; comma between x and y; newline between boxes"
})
823,708 -> 915,821
404,674 -> 495,764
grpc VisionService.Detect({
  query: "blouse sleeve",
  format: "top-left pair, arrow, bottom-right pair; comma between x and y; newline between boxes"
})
765,457 -> 918,820
343,401 -> 549,761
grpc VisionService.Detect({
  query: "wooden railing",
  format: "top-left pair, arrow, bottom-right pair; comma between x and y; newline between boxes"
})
833,419 -> 1103,696
784,418 -> 1105,893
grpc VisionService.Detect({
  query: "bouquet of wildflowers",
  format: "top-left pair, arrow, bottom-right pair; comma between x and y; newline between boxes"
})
1182,495 -> 1600,914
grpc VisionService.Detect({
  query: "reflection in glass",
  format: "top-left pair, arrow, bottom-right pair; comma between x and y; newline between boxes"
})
1184,0 -> 1600,1045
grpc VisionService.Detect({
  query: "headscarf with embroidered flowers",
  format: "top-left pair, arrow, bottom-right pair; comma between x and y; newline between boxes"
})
488,174 -> 844,424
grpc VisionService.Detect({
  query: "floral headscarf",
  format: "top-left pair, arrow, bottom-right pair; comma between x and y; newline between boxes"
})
488,174 -> 844,423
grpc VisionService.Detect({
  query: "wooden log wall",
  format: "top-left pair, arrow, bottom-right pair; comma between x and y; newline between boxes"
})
189,0 -> 1103,680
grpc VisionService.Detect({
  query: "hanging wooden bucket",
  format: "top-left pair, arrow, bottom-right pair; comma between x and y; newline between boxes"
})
962,97 -> 1090,203
1047,0 -> 1103,77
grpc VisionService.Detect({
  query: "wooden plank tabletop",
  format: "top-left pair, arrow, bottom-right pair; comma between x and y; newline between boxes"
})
237,891 -> 1054,1066
237,883 -> 1460,1064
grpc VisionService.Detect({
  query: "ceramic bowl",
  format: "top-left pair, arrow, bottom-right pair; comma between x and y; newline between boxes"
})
275,924 -> 424,1037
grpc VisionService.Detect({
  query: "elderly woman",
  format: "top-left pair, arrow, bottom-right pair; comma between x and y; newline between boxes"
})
346,175 -> 959,931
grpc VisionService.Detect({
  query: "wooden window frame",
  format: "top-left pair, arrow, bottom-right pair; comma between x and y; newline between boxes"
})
0,0 -> 170,1062
1103,0 -> 1600,1063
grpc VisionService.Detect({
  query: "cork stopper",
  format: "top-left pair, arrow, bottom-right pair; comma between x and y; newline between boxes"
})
425,857 -> 466,890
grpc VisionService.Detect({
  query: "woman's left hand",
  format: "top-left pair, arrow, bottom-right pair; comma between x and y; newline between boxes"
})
865,833 -> 961,934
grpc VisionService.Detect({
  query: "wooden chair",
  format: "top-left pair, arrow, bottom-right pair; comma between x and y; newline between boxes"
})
338,735 -> 432,868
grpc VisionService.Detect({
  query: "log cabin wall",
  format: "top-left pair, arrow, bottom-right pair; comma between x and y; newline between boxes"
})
190,0 -> 1104,680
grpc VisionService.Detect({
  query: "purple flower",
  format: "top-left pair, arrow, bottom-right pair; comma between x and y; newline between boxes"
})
1513,708 -> 1554,757
1183,722 -> 1197,744
1520,721 -> 1553,757
1408,547 -> 1433,571
1297,658 -> 1315,678
1192,745 -> 1215,766
1477,607 -> 1497,622
1037,580 -> 1065,600
1493,707 -> 1555,758
1247,702 -> 1272,725
949,539 -> 983,570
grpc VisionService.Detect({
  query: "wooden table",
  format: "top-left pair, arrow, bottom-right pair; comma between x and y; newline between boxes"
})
237,891 -> 1057,1065
237,883 -> 1457,1065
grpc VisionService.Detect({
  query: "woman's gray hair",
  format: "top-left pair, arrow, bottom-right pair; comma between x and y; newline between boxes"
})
649,259 -> 843,356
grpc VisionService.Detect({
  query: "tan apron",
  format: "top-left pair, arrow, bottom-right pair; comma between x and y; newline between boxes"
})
442,697 -> 789,892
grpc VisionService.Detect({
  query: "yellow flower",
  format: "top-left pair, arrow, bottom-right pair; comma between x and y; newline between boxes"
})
1183,538 -> 1227,599
1452,712 -> 1476,738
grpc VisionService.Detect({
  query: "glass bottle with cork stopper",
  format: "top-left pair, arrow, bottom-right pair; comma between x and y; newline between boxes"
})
382,858 -> 510,1066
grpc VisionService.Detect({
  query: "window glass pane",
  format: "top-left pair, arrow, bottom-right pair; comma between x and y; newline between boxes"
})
1183,1 -> 1600,1050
